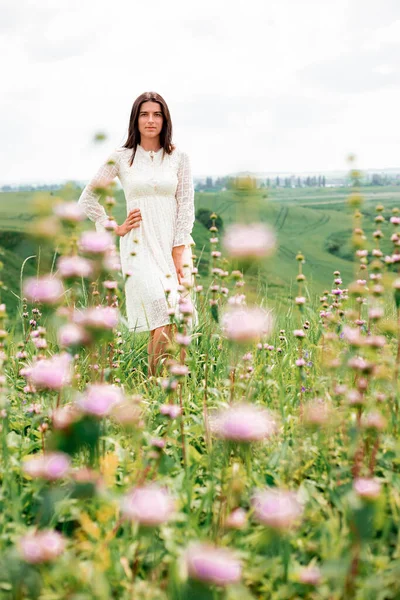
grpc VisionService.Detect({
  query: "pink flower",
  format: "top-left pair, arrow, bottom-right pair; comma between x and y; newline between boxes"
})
225,508 -> 247,529
53,202 -> 85,222
298,565 -> 322,586
179,299 -> 194,315
111,400 -> 142,426
293,329 -> 305,338
175,333 -> 192,346
353,478 -> 381,499
390,216 -> 400,225
221,306 -> 273,344
184,542 -> 242,587
160,404 -> 182,419
252,488 -> 303,530
342,326 -> 364,347
57,255 -> 93,279
79,230 -> 113,254
23,275 -> 64,305
169,364 -> 189,377
76,383 -> 124,417
19,530 -> 65,563
211,403 -> 277,443
72,306 -> 119,330
151,438 -> 166,449
222,223 -> 276,259
52,405 -> 81,429
347,389 -> 365,406
23,452 -> 71,480
28,353 -> 73,390
58,323 -> 91,347
121,484 -> 175,526
303,399 -> 331,426
103,280 -> 118,289
361,411 -> 386,431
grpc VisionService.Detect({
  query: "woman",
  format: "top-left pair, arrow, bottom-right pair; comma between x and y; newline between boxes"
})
77,91 -> 197,377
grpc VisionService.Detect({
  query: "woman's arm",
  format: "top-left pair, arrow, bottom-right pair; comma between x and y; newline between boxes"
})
77,150 -> 120,233
173,150 -> 195,248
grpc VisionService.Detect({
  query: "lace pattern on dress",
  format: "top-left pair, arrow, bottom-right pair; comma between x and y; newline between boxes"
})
78,151 -> 121,233
173,151 -> 195,247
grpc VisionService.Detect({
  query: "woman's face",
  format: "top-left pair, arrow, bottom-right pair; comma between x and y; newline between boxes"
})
138,101 -> 164,141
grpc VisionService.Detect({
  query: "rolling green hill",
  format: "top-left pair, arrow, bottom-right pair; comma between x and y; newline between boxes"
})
1,185 -> 399,320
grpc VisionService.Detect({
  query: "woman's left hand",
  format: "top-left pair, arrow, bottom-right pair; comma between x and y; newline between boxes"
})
172,246 -> 185,284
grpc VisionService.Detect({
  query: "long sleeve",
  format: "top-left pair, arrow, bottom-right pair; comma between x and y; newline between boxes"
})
78,150 -> 120,233
173,150 -> 195,247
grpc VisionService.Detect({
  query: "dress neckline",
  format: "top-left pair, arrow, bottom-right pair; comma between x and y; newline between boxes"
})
138,144 -> 163,154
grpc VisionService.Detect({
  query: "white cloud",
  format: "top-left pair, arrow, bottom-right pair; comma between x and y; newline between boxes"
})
1,0 -> 400,183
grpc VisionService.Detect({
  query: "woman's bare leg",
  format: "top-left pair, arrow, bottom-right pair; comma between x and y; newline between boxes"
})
148,330 -> 155,377
149,324 -> 175,377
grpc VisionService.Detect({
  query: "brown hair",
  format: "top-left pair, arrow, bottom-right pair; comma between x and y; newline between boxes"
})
122,91 -> 175,166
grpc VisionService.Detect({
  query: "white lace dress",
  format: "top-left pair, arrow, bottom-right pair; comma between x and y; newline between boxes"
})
77,144 -> 198,333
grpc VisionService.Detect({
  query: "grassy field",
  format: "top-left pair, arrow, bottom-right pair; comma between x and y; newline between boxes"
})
2,182 -> 400,598
1,184 -> 400,320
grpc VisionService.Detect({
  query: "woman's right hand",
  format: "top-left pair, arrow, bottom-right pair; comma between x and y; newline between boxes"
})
116,208 -> 142,236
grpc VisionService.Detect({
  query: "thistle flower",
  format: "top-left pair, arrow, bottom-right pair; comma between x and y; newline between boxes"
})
175,333 -> 192,346
23,275 -> 64,305
18,530 -> 65,563
58,323 -> 91,347
28,352 -> 73,390
160,404 -> 182,419
353,478 -> 381,499
57,255 -> 94,279
225,508 -> 247,530
72,306 -> 119,330
298,565 -> 322,586
252,488 -> 303,530
52,404 -> 81,429
221,306 -> 273,344
23,452 -> 71,480
222,223 -> 276,260
53,201 -> 85,222
303,399 -> 331,426
361,411 -> 386,431
120,484 -> 175,526
79,230 -> 114,254
210,403 -> 277,443
184,542 -> 242,587
293,329 -> 305,338
76,383 -> 124,417
169,364 -> 189,377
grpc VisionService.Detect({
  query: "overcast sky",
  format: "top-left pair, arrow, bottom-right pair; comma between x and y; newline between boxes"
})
1,0 -> 400,184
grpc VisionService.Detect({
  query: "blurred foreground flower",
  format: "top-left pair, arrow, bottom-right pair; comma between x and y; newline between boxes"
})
222,223 -> 276,259
27,352 -> 73,390
78,230 -> 114,255
210,403 -> 277,443
353,478 -> 382,500
57,255 -> 94,279
23,275 -> 64,305
120,484 -> 175,526
298,564 -> 322,586
76,383 -> 125,417
184,542 -> 242,587
221,306 -> 273,344
252,488 -> 303,530
23,452 -> 71,480
53,201 -> 85,223
18,530 -> 65,563
72,306 -> 119,331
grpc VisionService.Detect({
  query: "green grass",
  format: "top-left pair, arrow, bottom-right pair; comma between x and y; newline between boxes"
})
1,185 -> 400,318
